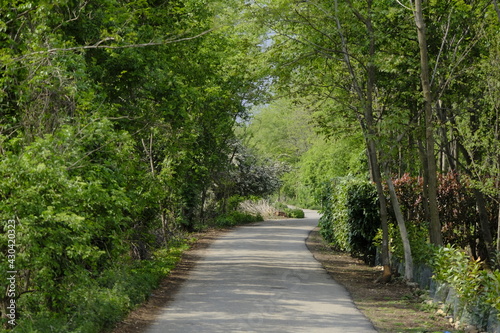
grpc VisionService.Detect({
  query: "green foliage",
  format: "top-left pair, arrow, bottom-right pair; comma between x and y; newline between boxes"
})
1,241 -> 188,332
432,246 -> 500,326
283,208 -> 305,219
346,181 -> 381,265
386,221 -> 432,265
215,211 -> 263,227
270,202 -> 305,218
251,0 -> 500,252
246,98 -> 367,209
273,202 -> 289,212
0,119 -> 142,315
2,0 -> 500,329
226,195 -> 247,213
0,0 -> 271,327
319,177 -> 380,264
247,99 -> 317,164
283,134 -> 367,208
319,178 -> 352,252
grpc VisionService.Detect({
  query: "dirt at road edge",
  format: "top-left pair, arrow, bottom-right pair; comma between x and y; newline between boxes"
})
305,227 -> 456,333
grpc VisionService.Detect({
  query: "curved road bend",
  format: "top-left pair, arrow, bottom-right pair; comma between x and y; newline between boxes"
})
145,210 -> 377,333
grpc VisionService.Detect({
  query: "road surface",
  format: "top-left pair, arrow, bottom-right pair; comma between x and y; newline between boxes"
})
145,210 -> 377,333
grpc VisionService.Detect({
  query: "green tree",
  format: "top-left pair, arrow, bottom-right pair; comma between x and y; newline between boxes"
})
0,0 -> 270,326
250,0 -> 500,277
250,0 -> 408,281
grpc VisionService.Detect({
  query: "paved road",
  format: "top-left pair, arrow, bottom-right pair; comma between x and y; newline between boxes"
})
145,210 -> 377,333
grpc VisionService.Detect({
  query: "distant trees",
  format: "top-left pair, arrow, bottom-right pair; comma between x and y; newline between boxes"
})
245,97 -> 366,207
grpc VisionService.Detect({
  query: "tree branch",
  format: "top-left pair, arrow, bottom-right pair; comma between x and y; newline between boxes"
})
13,29 -> 215,62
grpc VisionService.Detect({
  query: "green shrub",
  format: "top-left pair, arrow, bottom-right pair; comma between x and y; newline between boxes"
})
318,178 -> 351,252
432,246 -> 500,327
4,241 -> 189,332
386,221 -> 433,265
274,202 -> 289,211
215,211 -> 263,227
226,195 -> 246,212
346,181 -> 380,265
319,177 -> 380,264
284,208 -> 305,218
0,120 -> 151,326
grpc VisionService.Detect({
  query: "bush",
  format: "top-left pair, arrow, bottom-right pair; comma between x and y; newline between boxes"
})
0,119 -> 149,322
389,172 -> 494,260
273,202 -> 289,211
284,208 -> 305,218
226,195 -> 246,212
6,241 -> 188,332
346,181 -> 380,265
387,221 -> 432,265
433,246 -> 500,328
215,211 -> 263,227
319,177 -> 380,264
318,178 -> 352,252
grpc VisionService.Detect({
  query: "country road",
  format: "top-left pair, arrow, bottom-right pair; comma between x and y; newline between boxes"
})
144,210 -> 377,333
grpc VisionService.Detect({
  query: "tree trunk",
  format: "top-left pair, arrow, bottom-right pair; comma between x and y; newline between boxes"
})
386,170 -> 414,281
414,0 -> 443,246
418,140 -> 431,223
455,141 -> 495,261
437,101 -> 456,172
472,189 -> 494,261
497,202 -> 500,254
363,0 -> 391,282
336,0 -> 392,281
367,140 -> 392,282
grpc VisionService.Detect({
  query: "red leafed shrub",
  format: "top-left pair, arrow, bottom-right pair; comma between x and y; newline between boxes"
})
389,172 -> 495,258
391,173 -> 425,224
436,173 -> 477,250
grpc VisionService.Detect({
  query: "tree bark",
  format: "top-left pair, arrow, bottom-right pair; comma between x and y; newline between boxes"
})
455,141 -> 495,261
497,202 -> 500,254
472,189 -> 494,261
414,0 -> 443,246
386,171 -> 414,281
367,139 -> 392,282
337,0 -> 392,281
418,140 -> 431,223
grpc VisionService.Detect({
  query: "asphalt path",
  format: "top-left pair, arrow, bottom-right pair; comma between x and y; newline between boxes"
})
145,210 -> 377,333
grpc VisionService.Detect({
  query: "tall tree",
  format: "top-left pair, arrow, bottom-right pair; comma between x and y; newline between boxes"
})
412,0 -> 443,246
250,0 -> 412,281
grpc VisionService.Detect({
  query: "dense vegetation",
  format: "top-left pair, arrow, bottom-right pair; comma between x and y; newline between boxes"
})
243,0 -> 500,330
0,1 -> 277,331
2,0 -> 500,331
